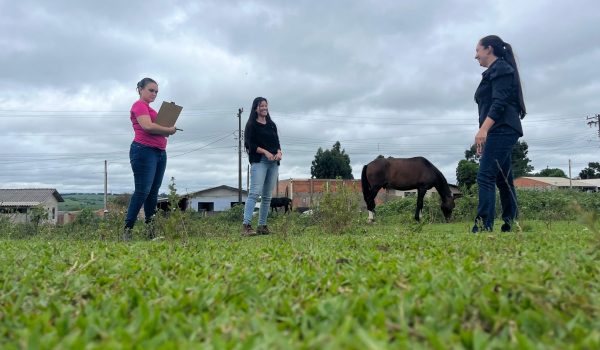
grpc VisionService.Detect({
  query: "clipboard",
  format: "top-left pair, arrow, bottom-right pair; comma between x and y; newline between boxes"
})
155,101 -> 183,127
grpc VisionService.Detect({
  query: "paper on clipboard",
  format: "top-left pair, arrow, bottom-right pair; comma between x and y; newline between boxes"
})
156,101 -> 183,127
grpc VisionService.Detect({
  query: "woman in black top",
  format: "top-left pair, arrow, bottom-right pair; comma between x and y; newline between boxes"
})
473,35 -> 526,233
241,97 -> 282,236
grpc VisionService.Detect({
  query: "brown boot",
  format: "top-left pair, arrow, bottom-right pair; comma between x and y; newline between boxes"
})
257,225 -> 271,235
242,224 -> 258,236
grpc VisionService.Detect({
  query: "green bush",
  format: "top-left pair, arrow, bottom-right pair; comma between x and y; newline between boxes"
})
374,188 -> 600,224
314,180 -> 361,234
213,203 -> 245,223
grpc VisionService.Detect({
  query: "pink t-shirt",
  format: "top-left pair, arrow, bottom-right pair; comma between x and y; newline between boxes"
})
130,100 -> 167,150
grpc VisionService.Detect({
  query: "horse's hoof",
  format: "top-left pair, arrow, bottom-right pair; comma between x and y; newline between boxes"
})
367,219 -> 375,224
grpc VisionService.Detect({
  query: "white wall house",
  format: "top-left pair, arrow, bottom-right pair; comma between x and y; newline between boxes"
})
187,185 -> 248,213
0,188 -> 64,224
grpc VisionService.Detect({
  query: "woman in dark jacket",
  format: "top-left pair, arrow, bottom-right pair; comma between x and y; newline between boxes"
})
241,97 -> 282,236
472,35 -> 526,233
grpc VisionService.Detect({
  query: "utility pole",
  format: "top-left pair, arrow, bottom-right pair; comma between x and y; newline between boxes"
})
236,108 -> 244,204
104,160 -> 108,213
587,114 -> 600,138
568,159 -> 572,189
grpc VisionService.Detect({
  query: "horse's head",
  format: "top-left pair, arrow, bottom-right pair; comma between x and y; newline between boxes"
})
440,195 -> 455,222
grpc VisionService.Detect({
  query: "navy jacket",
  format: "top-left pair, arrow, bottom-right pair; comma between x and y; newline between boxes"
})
475,58 -> 524,136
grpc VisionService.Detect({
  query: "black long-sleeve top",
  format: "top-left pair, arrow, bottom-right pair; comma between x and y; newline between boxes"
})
244,117 -> 281,164
475,58 -> 524,136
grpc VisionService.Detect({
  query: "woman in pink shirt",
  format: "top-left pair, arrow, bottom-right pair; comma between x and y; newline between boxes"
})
123,78 -> 177,240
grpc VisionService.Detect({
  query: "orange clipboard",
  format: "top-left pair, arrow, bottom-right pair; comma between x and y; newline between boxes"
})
156,101 -> 183,128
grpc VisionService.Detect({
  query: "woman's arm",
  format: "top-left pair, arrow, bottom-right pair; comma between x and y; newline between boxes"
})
475,117 -> 495,156
256,146 -> 276,161
136,116 -> 176,136
487,74 -> 513,123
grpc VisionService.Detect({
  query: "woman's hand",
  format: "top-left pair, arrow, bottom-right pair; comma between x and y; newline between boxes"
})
264,151 -> 276,161
167,126 -> 177,136
474,128 -> 488,156
274,150 -> 283,161
475,117 -> 495,156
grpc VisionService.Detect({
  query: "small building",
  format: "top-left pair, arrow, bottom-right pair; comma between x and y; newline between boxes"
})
186,185 -> 249,213
579,178 -> 600,190
157,196 -> 190,212
0,188 -> 64,224
514,177 -> 598,192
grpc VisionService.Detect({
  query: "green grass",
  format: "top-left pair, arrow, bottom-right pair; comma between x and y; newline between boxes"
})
1,219 -> 599,349
59,194 -> 115,211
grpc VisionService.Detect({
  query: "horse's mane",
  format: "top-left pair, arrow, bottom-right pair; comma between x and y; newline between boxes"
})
426,160 -> 452,199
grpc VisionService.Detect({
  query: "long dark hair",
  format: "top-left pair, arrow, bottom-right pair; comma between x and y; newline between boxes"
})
480,35 -> 526,119
136,77 -> 157,95
244,97 -> 275,153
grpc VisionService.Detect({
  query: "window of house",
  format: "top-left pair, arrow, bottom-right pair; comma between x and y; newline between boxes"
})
198,202 -> 214,212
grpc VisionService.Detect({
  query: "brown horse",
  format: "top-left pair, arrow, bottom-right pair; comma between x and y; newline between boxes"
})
361,156 -> 455,222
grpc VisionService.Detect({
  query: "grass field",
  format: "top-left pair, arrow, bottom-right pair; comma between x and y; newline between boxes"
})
59,194 -> 112,211
1,219 -> 599,349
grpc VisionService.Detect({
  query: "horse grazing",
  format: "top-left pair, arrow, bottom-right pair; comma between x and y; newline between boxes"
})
270,197 -> 292,213
361,156 -> 455,222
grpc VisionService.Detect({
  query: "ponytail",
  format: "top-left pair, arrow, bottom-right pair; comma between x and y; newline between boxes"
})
136,77 -> 157,95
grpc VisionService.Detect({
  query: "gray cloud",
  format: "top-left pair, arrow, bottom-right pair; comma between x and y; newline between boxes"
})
0,0 -> 598,194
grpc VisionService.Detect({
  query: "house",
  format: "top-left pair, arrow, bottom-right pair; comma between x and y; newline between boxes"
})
579,178 -> 600,190
275,179 -> 461,212
157,195 -> 190,212
0,188 -> 64,224
514,177 -> 598,192
186,185 -> 249,213
57,209 -> 108,225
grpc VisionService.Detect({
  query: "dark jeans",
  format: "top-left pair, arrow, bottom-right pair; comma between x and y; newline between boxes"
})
125,142 -> 167,229
476,127 -> 520,230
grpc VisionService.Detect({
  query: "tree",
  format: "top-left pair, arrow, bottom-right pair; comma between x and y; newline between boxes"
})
511,140 -> 534,178
579,162 -> 600,179
456,159 -> 479,189
310,141 -> 353,179
534,167 -> 567,178
465,144 -> 480,163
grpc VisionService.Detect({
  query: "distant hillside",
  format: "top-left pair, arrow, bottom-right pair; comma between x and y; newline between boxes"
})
59,193 -> 117,211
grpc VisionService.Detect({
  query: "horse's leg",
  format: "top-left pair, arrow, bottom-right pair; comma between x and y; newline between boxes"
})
415,188 -> 426,222
367,186 -> 381,223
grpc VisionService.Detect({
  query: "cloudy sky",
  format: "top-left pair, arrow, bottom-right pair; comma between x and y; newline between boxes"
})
1,0 -> 599,194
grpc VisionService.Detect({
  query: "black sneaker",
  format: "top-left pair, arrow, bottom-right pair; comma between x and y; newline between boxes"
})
242,224 -> 258,236
501,222 -> 511,232
471,217 -> 483,234
471,217 -> 492,233
145,223 -> 156,240
257,225 -> 271,235
122,227 -> 133,241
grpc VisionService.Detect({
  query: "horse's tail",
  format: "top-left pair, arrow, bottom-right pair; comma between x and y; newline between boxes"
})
361,164 -> 371,202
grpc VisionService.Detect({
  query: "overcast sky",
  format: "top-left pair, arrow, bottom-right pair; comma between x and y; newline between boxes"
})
1,0 -> 599,194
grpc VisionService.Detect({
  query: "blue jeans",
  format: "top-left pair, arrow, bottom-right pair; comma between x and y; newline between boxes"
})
476,127 -> 520,230
243,156 -> 279,226
125,142 -> 167,228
